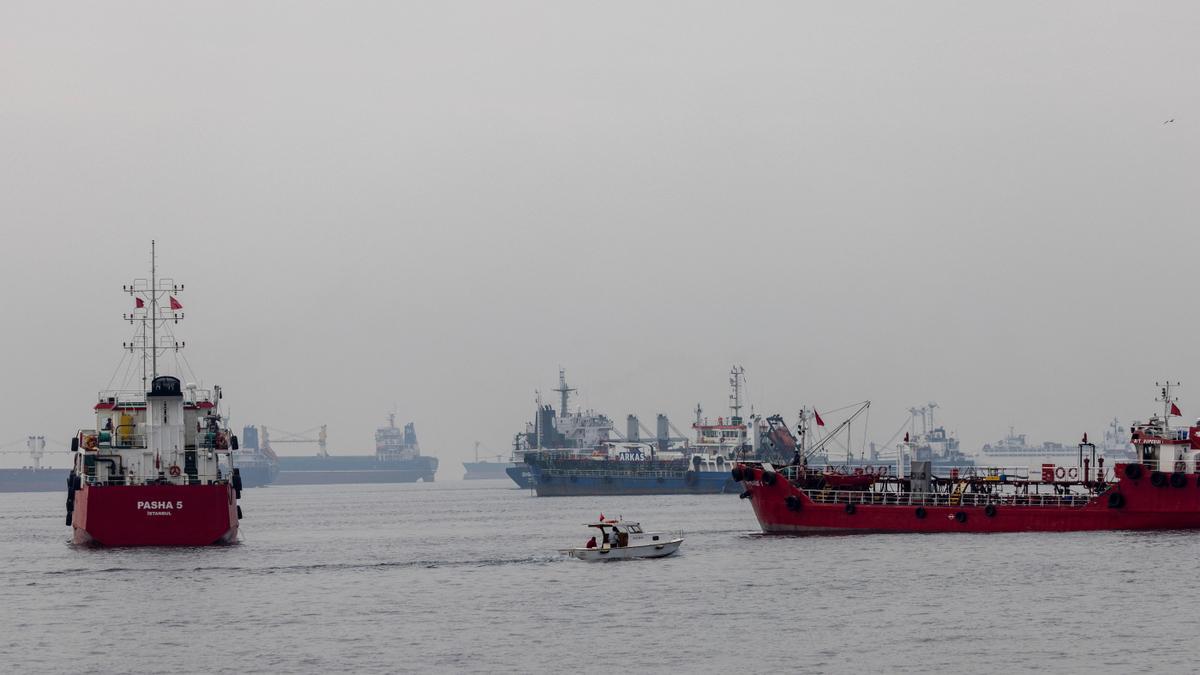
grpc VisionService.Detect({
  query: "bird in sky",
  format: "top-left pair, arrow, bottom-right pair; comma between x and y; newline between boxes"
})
1163,119 -> 1175,124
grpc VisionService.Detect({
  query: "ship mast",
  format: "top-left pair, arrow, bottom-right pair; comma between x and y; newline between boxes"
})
150,240 -> 157,379
1157,381 -> 1180,424
729,365 -> 745,421
554,368 -> 575,415
123,241 -> 184,392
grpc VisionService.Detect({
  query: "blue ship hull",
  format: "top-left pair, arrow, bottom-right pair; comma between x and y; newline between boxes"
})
527,465 -> 741,497
505,465 -> 535,489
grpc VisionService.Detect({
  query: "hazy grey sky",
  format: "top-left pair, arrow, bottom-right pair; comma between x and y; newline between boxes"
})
2,2 -> 1197,471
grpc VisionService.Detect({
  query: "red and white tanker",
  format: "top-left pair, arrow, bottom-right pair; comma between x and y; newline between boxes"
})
65,243 -> 241,546
737,383 -> 1200,534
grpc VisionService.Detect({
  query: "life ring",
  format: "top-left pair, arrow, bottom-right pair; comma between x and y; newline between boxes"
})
1107,492 -> 1125,509
1170,472 -> 1187,488
844,503 -> 857,515
1124,464 -> 1143,480
1150,471 -> 1167,488
83,435 -> 98,451
168,465 -> 181,478
984,504 -> 997,518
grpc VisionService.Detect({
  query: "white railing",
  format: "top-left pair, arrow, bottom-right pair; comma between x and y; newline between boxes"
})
804,488 -> 1096,509
81,472 -> 231,486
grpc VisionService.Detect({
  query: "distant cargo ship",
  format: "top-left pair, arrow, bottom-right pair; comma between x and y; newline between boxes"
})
275,415 -> 438,485
979,427 -> 1081,461
0,436 -> 70,493
462,443 -> 514,480
226,426 -> 279,488
519,367 -> 753,496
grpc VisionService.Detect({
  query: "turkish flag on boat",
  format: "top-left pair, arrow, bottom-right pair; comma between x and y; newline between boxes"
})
169,296 -> 183,310
1171,402 -> 1182,417
135,297 -> 144,308
813,409 -> 825,427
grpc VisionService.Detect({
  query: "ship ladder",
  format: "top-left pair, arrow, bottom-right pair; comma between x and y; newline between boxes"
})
949,481 -> 967,506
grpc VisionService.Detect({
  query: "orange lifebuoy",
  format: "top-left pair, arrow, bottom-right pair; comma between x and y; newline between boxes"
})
168,465 -> 182,477
83,435 -> 98,451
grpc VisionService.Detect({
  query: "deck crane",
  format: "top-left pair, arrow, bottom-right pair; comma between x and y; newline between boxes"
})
262,425 -> 328,457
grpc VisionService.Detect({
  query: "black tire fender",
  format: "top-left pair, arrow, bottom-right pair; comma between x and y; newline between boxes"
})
954,511 -> 967,523
844,503 -> 856,515
915,507 -> 927,519
785,495 -> 801,511
984,504 -> 997,518
1107,492 -> 1125,509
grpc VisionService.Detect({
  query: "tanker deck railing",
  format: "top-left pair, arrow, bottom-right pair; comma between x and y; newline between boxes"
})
804,488 -> 1099,509
79,471 -> 232,487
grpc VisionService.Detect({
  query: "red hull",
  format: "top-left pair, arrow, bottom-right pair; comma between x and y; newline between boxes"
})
72,483 -> 238,546
744,468 -> 1200,534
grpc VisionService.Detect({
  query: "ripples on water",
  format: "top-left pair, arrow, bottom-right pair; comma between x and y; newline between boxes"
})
1,482 -> 1197,673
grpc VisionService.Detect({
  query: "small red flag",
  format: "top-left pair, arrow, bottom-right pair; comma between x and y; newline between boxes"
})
599,513 -> 604,522
1170,402 -> 1182,417
169,296 -> 183,310
135,297 -> 144,308
904,432 -> 910,443
1082,432 -> 1088,444
813,409 -> 825,427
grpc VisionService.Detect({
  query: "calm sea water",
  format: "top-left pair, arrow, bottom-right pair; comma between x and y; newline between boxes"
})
1,481 -> 1197,674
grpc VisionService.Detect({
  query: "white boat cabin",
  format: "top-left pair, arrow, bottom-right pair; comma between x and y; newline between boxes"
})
76,375 -> 235,486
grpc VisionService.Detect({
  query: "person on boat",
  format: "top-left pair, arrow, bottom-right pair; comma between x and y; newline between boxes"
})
585,536 -> 597,549
103,418 -> 114,432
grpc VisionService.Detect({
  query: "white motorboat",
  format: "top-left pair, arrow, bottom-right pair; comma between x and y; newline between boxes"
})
560,519 -> 683,561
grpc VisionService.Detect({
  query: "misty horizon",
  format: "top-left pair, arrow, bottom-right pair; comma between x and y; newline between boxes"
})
2,2 -> 1198,473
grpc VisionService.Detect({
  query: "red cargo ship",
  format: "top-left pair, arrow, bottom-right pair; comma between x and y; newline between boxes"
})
65,243 -> 242,546
737,384 -> 1200,534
